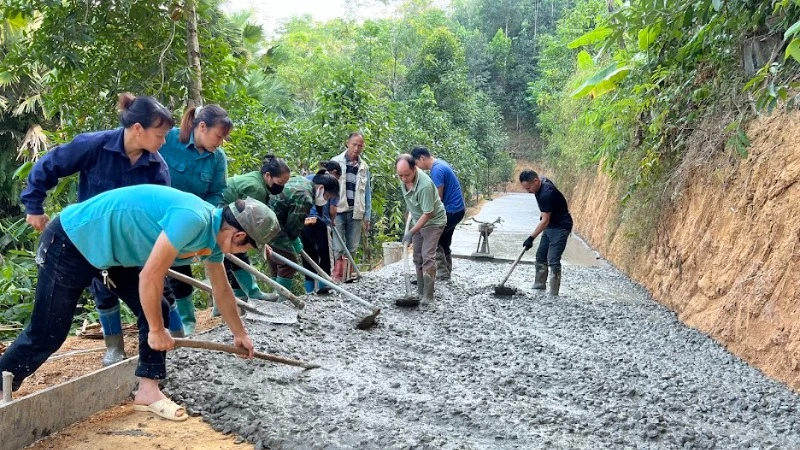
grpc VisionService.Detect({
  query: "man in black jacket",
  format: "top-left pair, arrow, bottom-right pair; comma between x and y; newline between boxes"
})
519,170 -> 573,296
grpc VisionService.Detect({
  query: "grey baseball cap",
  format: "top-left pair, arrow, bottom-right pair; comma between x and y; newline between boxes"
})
230,197 -> 280,250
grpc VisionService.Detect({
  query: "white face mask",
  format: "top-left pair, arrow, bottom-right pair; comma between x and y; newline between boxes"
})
314,187 -> 327,206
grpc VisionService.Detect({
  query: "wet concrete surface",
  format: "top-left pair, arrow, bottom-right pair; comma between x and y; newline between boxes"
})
165,257 -> 800,449
453,194 -> 602,267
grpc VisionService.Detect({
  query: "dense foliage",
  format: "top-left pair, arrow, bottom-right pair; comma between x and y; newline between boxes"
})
0,0 -> 531,335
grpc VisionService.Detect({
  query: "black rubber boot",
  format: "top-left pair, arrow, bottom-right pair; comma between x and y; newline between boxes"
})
435,247 -> 450,280
549,267 -> 561,296
532,263 -> 548,290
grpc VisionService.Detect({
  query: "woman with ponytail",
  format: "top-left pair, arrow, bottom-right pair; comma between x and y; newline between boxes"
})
19,93 -> 174,368
158,104 -> 233,335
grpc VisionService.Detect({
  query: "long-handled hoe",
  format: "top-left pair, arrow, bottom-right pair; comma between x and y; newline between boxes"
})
269,252 -> 381,330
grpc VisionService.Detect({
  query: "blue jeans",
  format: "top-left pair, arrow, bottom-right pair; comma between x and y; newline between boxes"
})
535,228 -> 570,271
332,211 -> 362,259
0,217 -> 171,391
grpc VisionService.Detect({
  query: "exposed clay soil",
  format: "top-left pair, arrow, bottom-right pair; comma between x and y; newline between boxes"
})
568,110 -> 800,391
26,402 -> 248,450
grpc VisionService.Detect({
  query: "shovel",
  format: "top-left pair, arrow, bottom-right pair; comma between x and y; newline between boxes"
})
394,215 -> 418,307
166,269 -> 298,325
172,338 -> 320,370
224,254 -> 306,310
330,226 -> 363,281
270,251 -> 381,330
493,247 -> 529,296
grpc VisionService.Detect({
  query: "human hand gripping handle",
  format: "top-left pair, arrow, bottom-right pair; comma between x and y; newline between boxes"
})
522,236 -> 534,250
148,328 -> 175,351
234,333 -> 255,359
402,231 -> 414,245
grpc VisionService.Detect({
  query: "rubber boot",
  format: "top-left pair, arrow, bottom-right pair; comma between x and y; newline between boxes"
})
304,279 -> 316,294
435,247 -> 450,280
175,295 -> 196,336
168,302 -> 185,338
233,269 -> 277,301
445,253 -> 453,278
343,258 -> 355,283
317,280 -> 333,295
332,257 -> 345,283
276,276 -> 295,303
98,305 -> 126,366
532,263 -> 548,290
422,273 -> 435,304
549,267 -> 561,297
102,334 -> 126,366
416,271 -> 424,298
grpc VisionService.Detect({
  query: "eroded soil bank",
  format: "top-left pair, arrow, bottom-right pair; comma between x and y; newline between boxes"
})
166,258 -> 800,449
568,110 -> 800,391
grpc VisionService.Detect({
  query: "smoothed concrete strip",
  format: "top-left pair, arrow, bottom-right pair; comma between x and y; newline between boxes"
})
0,356 -> 138,450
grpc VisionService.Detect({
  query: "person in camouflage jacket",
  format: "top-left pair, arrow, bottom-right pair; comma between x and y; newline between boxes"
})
220,156 -> 291,306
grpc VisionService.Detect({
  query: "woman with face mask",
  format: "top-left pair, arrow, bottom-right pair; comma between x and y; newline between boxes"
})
158,104 -> 234,335
219,155 -> 291,306
300,162 -> 342,294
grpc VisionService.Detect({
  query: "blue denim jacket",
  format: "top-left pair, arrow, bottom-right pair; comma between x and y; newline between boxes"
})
158,127 -> 228,206
20,127 -> 171,215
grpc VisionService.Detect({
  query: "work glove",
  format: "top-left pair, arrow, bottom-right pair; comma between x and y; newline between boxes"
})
291,237 -> 303,253
402,231 -> 413,245
522,236 -> 534,250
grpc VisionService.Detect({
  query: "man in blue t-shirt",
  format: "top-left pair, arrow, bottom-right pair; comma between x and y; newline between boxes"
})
411,147 -> 465,280
0,185 -> 279,421
519,170 -> 574,296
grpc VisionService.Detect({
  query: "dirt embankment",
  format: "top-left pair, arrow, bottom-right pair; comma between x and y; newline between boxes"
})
567,111 -> 800,390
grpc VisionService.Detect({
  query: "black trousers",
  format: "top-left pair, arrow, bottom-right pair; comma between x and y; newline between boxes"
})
0,217 -> 171,391
300,219 -> 332,280
438,209 -> 465,255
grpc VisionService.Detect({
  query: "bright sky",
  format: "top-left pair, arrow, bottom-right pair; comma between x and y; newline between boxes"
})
222,0 -> 450,36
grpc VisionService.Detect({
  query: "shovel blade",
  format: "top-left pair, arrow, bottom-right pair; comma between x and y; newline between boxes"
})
493,285 -> 517,297
245,300 -> 299,324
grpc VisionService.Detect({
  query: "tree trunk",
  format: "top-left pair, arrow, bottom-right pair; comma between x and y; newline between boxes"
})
186,0 -> 203,108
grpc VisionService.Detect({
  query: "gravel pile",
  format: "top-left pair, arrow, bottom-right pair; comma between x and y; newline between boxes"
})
165,259 -> 800,449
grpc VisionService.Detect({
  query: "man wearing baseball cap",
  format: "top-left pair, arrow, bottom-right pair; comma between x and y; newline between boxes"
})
0,184 -> 279,421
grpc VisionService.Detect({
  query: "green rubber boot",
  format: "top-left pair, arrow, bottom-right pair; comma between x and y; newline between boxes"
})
175,295 -> 196,336
275,276 -> 295,303
233,269 -> 278,301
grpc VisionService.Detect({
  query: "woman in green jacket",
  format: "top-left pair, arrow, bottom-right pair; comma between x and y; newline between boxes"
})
222,159 -> 339,303
160,104 -> 233,335
220,155 -> 291,304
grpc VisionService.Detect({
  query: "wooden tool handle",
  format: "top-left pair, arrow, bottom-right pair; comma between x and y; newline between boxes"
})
166,269 -> 265,316
225,253 -> 306,310
172,338 -> 320,369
